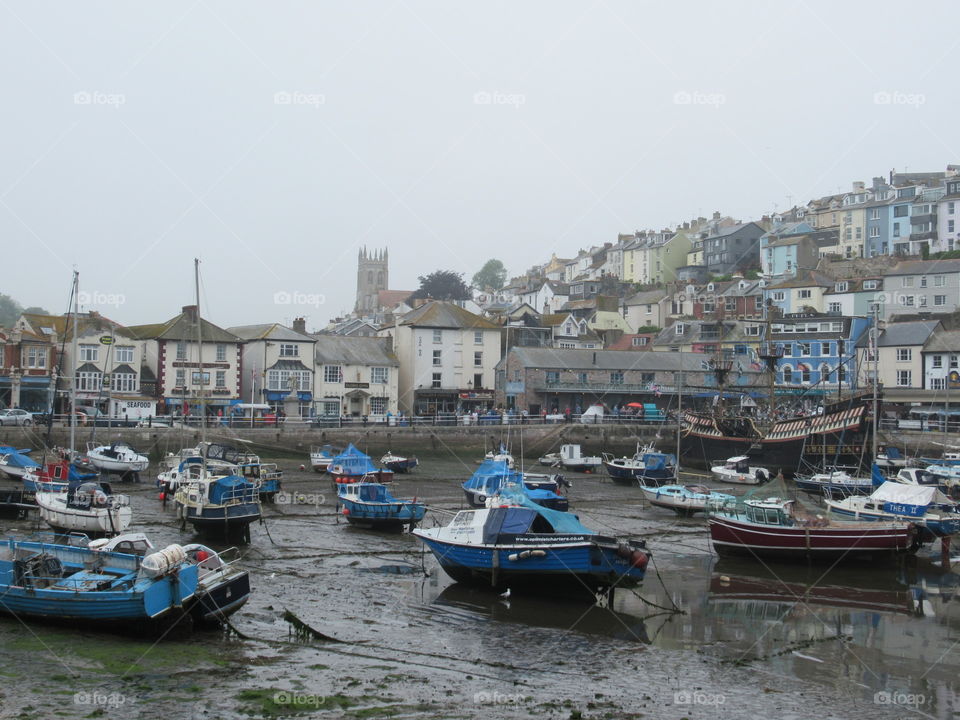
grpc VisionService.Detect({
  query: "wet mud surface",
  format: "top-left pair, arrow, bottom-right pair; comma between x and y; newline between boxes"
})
0,445 -> 958,719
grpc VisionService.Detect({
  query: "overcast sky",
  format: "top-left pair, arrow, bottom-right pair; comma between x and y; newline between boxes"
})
2,1 -> 957,330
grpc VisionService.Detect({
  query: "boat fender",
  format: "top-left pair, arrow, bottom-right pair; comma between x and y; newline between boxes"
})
529,550 -> 546,558
630,550 -> 649,569
141,544 -> 186,578
507,553 -> 519,562
342,507 -> 350,516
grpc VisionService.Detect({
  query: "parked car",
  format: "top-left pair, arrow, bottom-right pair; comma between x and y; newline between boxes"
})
0,409 -> 34,426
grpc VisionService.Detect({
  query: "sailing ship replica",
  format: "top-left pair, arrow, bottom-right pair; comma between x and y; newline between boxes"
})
679,340 -> 877,479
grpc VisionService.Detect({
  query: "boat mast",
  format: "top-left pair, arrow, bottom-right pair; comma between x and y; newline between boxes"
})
871,304 -> 879,461
70,271 -> 79,455
675,355 -> 683,462
195,258 -> 205,446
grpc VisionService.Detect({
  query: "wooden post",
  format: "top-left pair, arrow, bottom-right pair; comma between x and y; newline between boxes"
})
942,535 -> 951,570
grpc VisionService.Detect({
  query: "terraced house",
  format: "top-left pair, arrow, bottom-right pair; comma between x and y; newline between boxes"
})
881,259 -> 960,320
769,313 -> 870,394
0,324 -> 58,412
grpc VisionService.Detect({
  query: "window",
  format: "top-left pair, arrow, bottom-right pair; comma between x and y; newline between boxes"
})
864,280 -> 878,290
216,344 -> 227,362
798,290 -> 812,299
820,364 -> 832,383
546,371 -> 560,383
77,371 -> 102,391
921,276 -> 928,288
279,344 -> 298,357
112,372 -> 136,393
321,400 -> 340,416
703,298 -> 715,313
610,372 -> 624,385
323,365 -> 343,383
431,372 -> 442,389
870,208 -> 880,220
675,323 -> 685,335
80,344 -> 99,362
26,346 -> 47,368
215,370 -> 226,387
831,322 -> 843,332
935,295 -> 947,306
897,348 -> 912,362
370,397 -> 387,415
932,377 -> 946,390
191,371 -> 210,386
578,372 -> 588,383
745,325 -> 760,336
557,342 -> 576,349
935,275 -> 945,287
896,370 -> 912,387
646,304 -> 653,314
902,296 -> 914,307
433,329 -> 442,344
371,367 -> 389,384
933,355 -> 944,368
473,351 -> 483,367
894,205 -> 909,217
835,282 -> 848,292
474,330 -> 483,345
919,296 -> 927,307
175,369 -> 185,387
828,302 -> 841,313
772,292 -> 785,301
115,345 -> 134,363
953,355 -> 959,370
902,277 -> 914,288
632,336 -> 649,346
797,342 -> 811,357
755,296 -> 763,310
951,202 -> 956,214
782,366 -> 793,383
432,350 -> 442,366
893,224 -> 901,237
800,365 -> 811,383
724,298 -> 736,312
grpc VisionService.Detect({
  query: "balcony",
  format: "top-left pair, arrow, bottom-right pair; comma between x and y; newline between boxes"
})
910,213 -> 936,226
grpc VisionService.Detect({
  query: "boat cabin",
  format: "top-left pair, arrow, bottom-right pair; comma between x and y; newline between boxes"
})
896,468 -> 942,486
339,483 -> 391,502
743,499 -> 792,526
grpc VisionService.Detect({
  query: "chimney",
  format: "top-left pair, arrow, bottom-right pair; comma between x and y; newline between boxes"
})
182,305 -> 198,322
592,351 -> 597,365
383,334 -> 393,352
853,180 -> 865,192
292,317 -> 306,334
712,211 -> 721,221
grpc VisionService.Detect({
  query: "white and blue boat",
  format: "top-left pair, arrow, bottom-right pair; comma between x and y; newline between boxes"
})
794,466 -> 878,498
330,444 -> 393,484
380,452 -> 419,473
0,535 -> 198,626
639,484 -> 735,516
825,481 -> 960,541
0,447 -> 40,480
174,474 -> 262,543
601,443 -> 677,486
22,458 -> 99,493
414,482 -> 650,597
336,481 -> 426,531
463,459 -> 568,511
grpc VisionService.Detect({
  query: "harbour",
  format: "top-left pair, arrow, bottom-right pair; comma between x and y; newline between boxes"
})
0,445 -> 958,719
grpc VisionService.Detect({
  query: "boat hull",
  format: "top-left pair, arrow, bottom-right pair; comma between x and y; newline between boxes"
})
331,469 -> 394,485
193,571 -> 251,625
416,534 -> 648,595
603,461 -> 675,486
382,459 -> 418,473
825,505 -> 960,541
708,515 -> 918,561
35,496 -> 132,537
338,497 -> 426,531
181,503 -> 261,542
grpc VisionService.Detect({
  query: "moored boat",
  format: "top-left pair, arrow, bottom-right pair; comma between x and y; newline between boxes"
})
309,445 -> 336,473
35,481 -> 132,536
329,444 -> 393,484
708,496 -> 920,561
462,460 -> 569,511
0,535 -> 198,626
0,447 -> 39,479
640,484 -> 735,516
174,474 -> 262,543
825,481 -> 960,541
602,443 -> 677,486
336,481 -> 426,531
710,456 -> 771,485
793,467 -> 875,498
85,442 -> 149,477
413,483 -> 650,597
380,452 -> 419,473
22,458 -> 99,493
557,444 -> 602,473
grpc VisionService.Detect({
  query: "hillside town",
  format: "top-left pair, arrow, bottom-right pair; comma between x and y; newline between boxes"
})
2,166 -> 960,426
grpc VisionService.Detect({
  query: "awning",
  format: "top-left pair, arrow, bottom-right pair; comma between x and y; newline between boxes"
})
268,359 -> 312,372
265,391 -> 288,402
297,391 -> 312,401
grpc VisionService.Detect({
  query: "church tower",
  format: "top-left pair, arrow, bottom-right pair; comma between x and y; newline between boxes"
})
355,247 -> 389,315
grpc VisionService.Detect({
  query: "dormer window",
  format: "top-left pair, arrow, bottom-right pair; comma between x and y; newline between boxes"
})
863,280 -> 878,290
675,323 -> 685,335
707,283 -> 715,291
835,282 -> 848,292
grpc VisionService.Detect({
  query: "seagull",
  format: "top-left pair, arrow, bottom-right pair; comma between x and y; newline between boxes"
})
499,588 -> 511,599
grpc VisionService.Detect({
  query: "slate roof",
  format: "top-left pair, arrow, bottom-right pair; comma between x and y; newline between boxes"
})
227,323 -> 315,342
314,336 -> 399,366
20,312 -> 133,341
128,309 -> 241,344
766,271 -> 834,290
505,346 -> 764,374
887,259 -> 960,276
398,301 -> 499,330
624,289 -> 668,306
872,320 -> 940,348
922,329 -> 960,353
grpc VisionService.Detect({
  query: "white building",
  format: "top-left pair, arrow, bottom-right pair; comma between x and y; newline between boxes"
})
386,301 -> 501,415
312,336 -> 399,419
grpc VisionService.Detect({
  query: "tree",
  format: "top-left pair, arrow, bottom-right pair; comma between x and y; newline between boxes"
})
472,259 -> 507,291
410,270 -> 471,301
0,295 -> 49,328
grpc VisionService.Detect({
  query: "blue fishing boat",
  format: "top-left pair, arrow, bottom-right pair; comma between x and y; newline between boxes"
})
174,474 -> 262,543
601,443 -> 677,486
463,460 -> 569,511
0,535 -> 198,626
825,481 -> 960,541
414,482 -> 650,597
336,482 -> 426,531
329,444 -> 393,484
